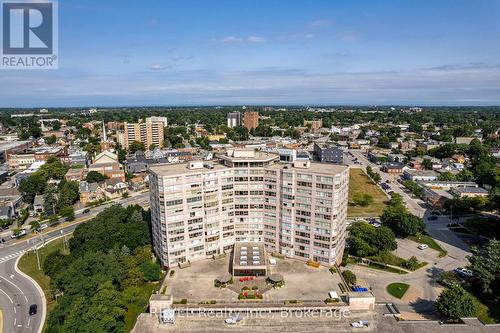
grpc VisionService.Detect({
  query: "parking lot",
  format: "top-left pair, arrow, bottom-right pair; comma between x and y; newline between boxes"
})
166,256 -> 343,303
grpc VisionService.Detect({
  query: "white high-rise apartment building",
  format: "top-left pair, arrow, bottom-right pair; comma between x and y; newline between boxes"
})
227,111 -> 241,128
149,149 -> 349,268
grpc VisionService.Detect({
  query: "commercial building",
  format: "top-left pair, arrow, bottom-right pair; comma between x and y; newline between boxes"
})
227,112 -> 241,128
303,119 -> 323,132
121,121 -> 164,150
313,143 -> 344,164
149,149 -> 349,268
403,169 -> 438,182
450,187 -> 489,198
243,111 -> 259,131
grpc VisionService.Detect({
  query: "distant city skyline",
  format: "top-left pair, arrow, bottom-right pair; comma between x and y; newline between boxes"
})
1,0 -> 500,107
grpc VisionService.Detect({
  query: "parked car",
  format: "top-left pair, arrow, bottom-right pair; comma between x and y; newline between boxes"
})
11,229 -> 26,239
83,208 -> 90,214
418,244 -> 429,250
39,223 -> 48,230
351,320 -> 369,328
455,267 -> 473,278
29,304 -> 37,315
428,216 -> 438,221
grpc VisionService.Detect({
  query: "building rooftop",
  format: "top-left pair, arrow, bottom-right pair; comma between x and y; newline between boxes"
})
233,242 -> 266,269
452,187 -> 489,194
149,156 -> 348,178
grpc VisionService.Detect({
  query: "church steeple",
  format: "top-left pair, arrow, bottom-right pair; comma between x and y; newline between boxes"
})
102,120 -> 107,142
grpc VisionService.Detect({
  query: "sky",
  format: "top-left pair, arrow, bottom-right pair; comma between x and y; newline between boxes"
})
1,0 -> 500,107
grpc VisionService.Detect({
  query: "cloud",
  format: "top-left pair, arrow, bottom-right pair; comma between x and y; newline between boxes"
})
222,36 -> 242,43
2,62 -> 500,106
148,64 -> 170,71
247,36 -> 266,43
309,19 -> 333,27
170,55 -> 194,62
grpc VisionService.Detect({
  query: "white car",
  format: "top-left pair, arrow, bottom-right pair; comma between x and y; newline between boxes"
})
418,244 -> 428,250
351,320 -> 369,328
10,229 -> 26,239
39,223 -> 48,230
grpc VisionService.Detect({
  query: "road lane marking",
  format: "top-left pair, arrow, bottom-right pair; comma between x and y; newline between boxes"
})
0,276 -> 24,295
0,288 -> 13,303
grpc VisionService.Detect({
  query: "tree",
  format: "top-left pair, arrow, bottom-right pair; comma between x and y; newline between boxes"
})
60,206 -> 75,221
85,171 -> 108,183
43,184 -> 58,216
435,285 -> 476,319
468,239 -> 500,296
139,261 -> 161,282
381,198 -> 425,237
44,135 -> 57,145
342,270 -> 357,285
422,158 -> 433,170
18,173 -> 47,204
348,222 -> 397,257
58,181 -> 80,209
149,143 -> 156,151
52,120 -> 61,130
128,141 -> 146,153
351,193 -> 373,206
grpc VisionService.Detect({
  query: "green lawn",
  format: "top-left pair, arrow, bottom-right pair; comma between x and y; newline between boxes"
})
386,283 -> 410,299
408,234 -> 448,257
124,284 -> 157,331
18,236 -> 71,311
366,262 -> 408,275
348,168 -> 388,217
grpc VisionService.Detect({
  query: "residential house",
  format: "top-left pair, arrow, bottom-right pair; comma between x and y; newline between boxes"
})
103,178 -> 127,199
79,181 -> 106,204
65,168 -> 86,182
0,188 -> 23,217
451,154 -> 466,164
33,194 -> 44,214
382,162 -> 404,174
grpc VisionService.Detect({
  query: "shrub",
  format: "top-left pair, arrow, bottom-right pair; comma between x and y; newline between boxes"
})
435,285 -> 476,319
169,270 -> 175,277
342,270 -> 357,286
402,256 -> 420,271
324,298 -> 340,303
329,266 -> 337,274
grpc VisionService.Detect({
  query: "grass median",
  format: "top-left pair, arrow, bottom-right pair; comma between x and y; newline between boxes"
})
18,236 -> 71,314
386,282 -> 410,299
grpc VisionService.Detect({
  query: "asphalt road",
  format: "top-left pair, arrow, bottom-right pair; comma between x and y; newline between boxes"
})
344,150 -> 472,315
0,192 -> 150,333
346,150 -> 426,217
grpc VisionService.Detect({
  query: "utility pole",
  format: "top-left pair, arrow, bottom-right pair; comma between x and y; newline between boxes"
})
35,247 -> 41,270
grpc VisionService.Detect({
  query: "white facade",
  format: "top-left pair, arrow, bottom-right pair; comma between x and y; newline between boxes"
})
149,150 -> 349,268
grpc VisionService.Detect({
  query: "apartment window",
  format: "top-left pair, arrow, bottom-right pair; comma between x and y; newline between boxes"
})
166,199 -> 183,206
